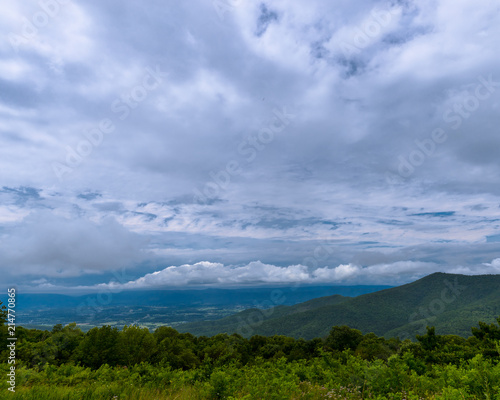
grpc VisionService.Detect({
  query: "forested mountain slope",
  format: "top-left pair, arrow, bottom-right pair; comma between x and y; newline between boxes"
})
178,273 -> 500,339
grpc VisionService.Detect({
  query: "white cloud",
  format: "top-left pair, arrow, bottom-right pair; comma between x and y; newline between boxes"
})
481,258 -> 500,272
95,260 -> 309,289
0,210 -> 148,277
81,259 -> 466,290
313,263 -> 360,281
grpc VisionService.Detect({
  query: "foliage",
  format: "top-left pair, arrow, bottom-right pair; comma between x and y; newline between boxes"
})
0,300 -> 7,325
178,273 -> 500,339
1,317 -> 500,399
325,325 -> 363,352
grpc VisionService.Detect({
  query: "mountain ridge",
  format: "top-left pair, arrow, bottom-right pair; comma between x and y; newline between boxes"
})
177,272 -> 500,339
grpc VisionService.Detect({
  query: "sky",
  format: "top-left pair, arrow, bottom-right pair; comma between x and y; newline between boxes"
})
1,0 -> 500,293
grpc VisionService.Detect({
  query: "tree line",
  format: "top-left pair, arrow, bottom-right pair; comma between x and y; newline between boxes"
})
1,301 -> 500,399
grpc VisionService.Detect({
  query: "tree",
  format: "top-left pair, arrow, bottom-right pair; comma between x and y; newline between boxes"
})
355,333 -> 393,361
157,336 -> 198,370
471,317 -> 500,341
471,317 -> 500,358
153,326 -> 179,342
0,301 -> 7,355
75,325 -> 120,369
0,301 -> 7,325
51,324 -> 64,334
52,323 -> 85,365
416,326 -> 439,351
118,325 -> 156,366
325,325 -> 363,352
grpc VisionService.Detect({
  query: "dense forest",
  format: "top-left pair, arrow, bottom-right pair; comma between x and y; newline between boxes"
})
1,300 -> 500,399
178,273 -> 500,339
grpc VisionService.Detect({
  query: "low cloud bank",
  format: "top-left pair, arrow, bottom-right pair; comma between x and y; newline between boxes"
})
82,258 -> 500,290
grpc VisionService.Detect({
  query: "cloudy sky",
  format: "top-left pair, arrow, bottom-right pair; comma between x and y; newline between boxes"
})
2,0 -> 500,292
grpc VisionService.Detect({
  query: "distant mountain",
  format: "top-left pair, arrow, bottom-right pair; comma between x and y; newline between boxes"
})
177,294 -> 351,337
0,285 -> 390,330
0,285 -> 390,311
177,273 -> 500,339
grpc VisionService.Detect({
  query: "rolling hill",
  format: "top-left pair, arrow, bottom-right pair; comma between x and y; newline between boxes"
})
0,285 -> 390,311
0,285 -> 390,331
177,273 -> 500,339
